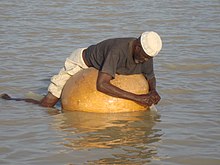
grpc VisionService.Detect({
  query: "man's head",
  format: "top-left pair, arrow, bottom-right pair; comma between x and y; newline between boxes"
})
133,31 -> 162,64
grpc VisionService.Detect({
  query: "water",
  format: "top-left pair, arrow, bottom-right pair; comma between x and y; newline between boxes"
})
0,0 -> 220,164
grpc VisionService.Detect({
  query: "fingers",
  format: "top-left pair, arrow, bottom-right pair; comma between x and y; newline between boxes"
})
142,95 -> 154,106
149,91 -> 161,105
136,93 -> 161,107
152,95 -> 160,104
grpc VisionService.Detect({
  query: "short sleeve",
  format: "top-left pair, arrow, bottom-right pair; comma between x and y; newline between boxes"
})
142,58 -> 155,80
100,51 -> 119,78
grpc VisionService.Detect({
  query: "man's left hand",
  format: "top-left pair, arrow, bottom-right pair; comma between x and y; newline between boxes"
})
149,90 -> 161,104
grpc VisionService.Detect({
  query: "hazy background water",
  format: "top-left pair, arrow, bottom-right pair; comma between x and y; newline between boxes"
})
0,0 -> 220,164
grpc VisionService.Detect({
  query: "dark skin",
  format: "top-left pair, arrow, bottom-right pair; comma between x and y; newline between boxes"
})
1,38 -> 161,107
0,92 -> 58,107
96,39 -> 160,107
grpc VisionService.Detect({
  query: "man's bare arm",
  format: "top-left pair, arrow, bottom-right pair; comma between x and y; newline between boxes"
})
96,71 -> 153,106
147,76 -> 161,104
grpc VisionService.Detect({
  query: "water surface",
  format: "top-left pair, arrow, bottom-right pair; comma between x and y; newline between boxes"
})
0,0 -> 220,164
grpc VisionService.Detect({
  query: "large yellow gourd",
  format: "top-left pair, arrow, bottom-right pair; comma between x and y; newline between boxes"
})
61,68 -> 149,113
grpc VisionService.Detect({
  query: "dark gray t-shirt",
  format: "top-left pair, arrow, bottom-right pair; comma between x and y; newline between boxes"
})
85,38 -> 154,80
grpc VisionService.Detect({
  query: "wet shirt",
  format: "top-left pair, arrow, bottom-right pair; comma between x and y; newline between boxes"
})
85,38 -> 154,80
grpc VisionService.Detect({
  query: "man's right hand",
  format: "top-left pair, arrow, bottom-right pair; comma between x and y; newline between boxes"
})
135,94 -> 154,107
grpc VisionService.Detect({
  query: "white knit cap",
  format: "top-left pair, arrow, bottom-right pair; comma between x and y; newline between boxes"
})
140,31 -> 162,57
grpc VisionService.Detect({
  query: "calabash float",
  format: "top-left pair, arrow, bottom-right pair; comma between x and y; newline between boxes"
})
61,68 -> 149,113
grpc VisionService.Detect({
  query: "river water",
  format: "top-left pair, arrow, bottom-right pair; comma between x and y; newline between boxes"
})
0,0 -> 220,164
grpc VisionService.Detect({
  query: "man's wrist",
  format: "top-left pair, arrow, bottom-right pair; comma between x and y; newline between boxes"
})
149,89 -> 156,92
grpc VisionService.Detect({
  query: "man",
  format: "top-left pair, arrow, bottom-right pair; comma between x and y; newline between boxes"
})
1,31 -> 162,108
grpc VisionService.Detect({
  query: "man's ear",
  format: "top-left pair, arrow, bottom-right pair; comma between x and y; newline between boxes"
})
134,38 -> 141,47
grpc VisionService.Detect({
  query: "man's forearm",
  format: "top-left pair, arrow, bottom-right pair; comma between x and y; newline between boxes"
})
97,81 -> 138,102
147,77 -> 161,104
148,77 -> 156,92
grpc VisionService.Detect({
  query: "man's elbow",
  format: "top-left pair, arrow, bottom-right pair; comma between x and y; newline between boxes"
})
96,82 -> 106,92
96,83 -> 104,92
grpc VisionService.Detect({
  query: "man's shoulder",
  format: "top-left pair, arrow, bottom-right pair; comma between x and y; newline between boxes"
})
102,37 -> 136,43
97,37 -> 136,51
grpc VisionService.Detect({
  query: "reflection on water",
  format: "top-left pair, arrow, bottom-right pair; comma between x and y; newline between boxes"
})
51,110 -> 162,164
